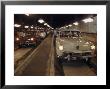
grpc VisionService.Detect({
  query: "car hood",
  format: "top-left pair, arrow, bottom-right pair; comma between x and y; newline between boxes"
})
56,37 -> 93,56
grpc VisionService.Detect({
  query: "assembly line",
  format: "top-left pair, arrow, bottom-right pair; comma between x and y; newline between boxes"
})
14,14 -> 97,76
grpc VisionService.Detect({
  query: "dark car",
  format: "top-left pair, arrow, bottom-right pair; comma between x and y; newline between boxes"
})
18,36 -> 37,47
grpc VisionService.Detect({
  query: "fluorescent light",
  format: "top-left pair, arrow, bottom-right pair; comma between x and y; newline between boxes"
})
47,25 -> 50,27
25,14 -> 29,16
31,26 -> 33,28
73,22 -> 79,25
14,24 -> 21,27
69,24 -> 72,27
66,26 -> 68,27
38,19 -> 44,23
44,23 -> 47,25
24,26 -> 29,28
82,18 -> 93,23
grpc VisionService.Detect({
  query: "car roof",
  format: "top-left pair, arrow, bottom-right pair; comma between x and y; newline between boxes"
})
58,29 -> 80,32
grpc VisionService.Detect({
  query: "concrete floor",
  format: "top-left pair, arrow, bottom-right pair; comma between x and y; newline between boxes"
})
62,61 -> 96,76
20,34 -> 52,76
14,48 -> 32,62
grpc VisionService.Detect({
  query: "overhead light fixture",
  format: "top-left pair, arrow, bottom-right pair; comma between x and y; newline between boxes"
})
73,22 -> 79,25
38,19 -> 44,23
47,25 -> 50,27
44,23 -> 47,25
14,24 -> 21,27
31,26 -> 33,28
66,26 -> 68,27
82,17 -> 93,23
47,25 -> 49,27
25,14 -> 29,16
69,24 -> 72,27
24,26 -> 29,28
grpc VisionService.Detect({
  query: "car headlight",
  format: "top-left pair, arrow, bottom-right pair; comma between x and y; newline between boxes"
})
91,45 -> 95,50
31,38 -> 34,41
59,45 -> 63,50
16,38 -> 19,41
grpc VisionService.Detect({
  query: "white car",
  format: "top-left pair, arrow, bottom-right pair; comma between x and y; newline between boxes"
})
56,29 -> 96,62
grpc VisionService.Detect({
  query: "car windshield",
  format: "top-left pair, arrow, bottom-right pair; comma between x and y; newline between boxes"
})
59,31 -> 80,37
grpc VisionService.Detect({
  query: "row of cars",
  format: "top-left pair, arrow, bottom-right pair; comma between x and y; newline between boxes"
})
15,30 -> 49,48
56,30 -> 81,37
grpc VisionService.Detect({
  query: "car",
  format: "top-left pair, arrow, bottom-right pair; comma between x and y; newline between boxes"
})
15,30 -> 44,48
56,29 -> 96,63
17,36 -> 37,47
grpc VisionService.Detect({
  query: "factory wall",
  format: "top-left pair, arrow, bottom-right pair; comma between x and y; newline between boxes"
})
59,16 -> 97,34
79,16 -> 97,33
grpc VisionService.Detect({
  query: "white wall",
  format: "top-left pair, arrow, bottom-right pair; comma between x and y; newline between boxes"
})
59,16 -> 97,33
79,16 -> 97,33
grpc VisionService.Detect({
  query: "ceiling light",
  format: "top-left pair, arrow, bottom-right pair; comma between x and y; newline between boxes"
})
25,14 -> 29,16
38,19 -> 44,23
69,24 -> 72,27
66,26 -> 68,27
73,22 -> 79,25
82,18 -> 93,23
24,26 -> 29,28
14,24 -> 21,27
44,23 -> 47,25
31,26 -> 33,28
47,25 -> 50,27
